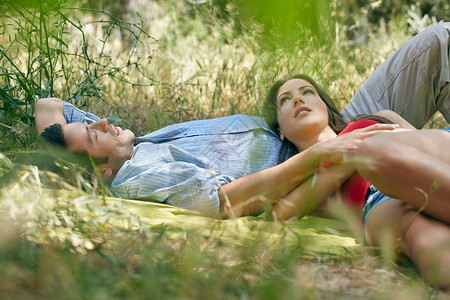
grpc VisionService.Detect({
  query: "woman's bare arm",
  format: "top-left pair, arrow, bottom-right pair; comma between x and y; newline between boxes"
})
355,129 -> 450,224
219,123 -> 400,218
375,110 -> 417,130
271,164 -> 355,220
219,143 -> 326,218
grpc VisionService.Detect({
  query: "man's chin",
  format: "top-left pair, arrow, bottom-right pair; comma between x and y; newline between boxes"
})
124,129 -> 135,139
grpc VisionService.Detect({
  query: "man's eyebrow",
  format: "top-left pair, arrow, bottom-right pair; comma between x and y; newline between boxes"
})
277,85 -> 314,101
85,126 -> 93,144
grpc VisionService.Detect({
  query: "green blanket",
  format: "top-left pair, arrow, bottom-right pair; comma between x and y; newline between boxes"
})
106,197 -> 360,257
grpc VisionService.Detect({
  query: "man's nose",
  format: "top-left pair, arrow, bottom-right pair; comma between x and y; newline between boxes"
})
92,119 -> 109,132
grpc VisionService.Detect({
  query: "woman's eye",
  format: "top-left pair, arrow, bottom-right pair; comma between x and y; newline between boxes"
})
303,89 -> 314,95
279,97 -> 290,104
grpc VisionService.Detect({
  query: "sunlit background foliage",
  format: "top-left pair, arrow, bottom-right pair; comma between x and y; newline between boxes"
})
0,0 -> 449,298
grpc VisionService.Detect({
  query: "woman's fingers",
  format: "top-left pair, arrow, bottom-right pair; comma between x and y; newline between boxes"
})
351,124 -> 401,138
357,123 -> 400,135
361,123 -> 400,131
321,124 -> 400,163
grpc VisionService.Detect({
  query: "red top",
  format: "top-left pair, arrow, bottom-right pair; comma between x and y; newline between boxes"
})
323,119 -> 379,209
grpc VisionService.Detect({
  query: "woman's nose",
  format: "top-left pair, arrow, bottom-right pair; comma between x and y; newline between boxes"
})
293,97 -> 304,107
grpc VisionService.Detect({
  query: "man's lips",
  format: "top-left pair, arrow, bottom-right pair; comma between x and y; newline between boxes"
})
111,125 -> 122,136
294,106 -> 311,118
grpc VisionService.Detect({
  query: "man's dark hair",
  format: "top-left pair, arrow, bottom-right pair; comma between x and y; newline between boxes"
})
39,123 -> 109,167
40,123 -> 68,148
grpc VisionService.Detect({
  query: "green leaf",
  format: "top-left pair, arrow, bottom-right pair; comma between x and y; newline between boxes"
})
0,153 -> 13,170
49,32 -> 68,48
105,116 -> 122,123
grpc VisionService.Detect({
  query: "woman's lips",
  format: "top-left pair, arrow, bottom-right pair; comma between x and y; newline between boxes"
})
294,106 -> 311,118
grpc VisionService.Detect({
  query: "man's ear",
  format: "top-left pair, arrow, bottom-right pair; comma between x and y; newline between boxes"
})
99,166 -> 113,179
91,165 -> 114,183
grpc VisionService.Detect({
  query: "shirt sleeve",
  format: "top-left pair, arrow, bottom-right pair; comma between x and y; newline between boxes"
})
111,160 -> 235,218
63,102 -> 101,124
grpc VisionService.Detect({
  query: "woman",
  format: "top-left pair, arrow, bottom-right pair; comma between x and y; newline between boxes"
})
264,74 -> 450,288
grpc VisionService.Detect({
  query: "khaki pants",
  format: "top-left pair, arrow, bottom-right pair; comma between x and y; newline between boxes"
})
342,23 -> 450,128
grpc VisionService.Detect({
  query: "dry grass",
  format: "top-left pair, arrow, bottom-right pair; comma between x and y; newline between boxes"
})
2,161 -> 449,299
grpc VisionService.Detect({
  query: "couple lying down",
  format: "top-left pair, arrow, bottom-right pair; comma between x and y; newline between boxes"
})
37,23 -> 450,288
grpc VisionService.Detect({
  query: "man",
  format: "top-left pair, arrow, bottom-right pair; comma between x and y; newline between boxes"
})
36,23 -> 449,219
37,99 -> 298,218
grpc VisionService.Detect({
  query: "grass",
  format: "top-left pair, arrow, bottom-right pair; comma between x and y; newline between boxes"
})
0,164 -> 442,299
0,0 -> 449,298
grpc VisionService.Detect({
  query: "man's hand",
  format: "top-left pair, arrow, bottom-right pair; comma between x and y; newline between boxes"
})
35,98 -> 66,134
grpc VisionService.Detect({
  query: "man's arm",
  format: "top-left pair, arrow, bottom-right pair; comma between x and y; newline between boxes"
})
35,98 -> 66,134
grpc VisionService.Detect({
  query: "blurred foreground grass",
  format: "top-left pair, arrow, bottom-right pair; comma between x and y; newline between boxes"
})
1,0 -> 449,298
0,158 -> 444,299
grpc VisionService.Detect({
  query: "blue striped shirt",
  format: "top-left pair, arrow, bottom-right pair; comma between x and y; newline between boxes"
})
63,102 -> 296,217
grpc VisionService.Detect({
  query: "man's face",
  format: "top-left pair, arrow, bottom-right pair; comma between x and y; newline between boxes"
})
62,119 -> 135,169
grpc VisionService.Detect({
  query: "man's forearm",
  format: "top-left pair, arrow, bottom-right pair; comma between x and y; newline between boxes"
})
35,98 -> 66,134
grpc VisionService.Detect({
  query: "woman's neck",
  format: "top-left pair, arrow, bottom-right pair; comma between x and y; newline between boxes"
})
294,126 -> 337,152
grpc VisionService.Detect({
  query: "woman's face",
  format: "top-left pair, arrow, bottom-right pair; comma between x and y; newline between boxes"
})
276,79 -> 330,144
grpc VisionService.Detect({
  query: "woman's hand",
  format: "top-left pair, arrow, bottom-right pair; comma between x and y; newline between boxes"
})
315,123 -> 400,164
